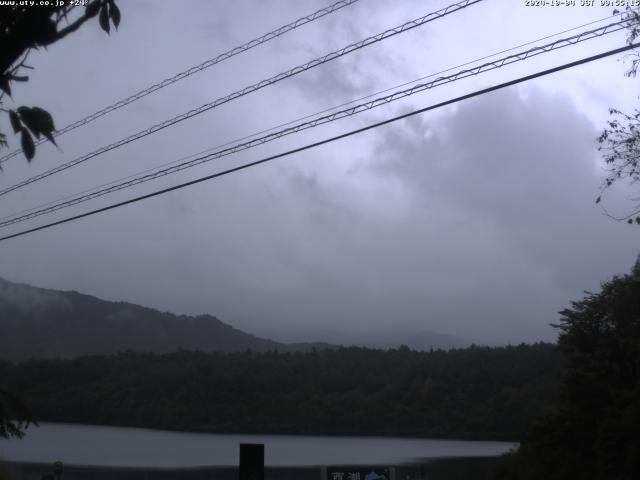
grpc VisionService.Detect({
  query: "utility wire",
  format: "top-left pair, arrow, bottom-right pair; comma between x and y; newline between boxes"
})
0,0 -> 483,198
0,42 -> 637,243
0,19 -> 626,229
0,12 -> 623,224
0,0 -> 361,166
0,10 -> 622,224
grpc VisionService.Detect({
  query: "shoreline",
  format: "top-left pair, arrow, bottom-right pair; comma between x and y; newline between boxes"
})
1,457 -> 504,480
15,420 -> 520,443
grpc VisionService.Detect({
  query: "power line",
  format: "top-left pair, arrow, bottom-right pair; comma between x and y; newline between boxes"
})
0,42 -> 636,243
0,19 -> 626,229
0,12 -> 623,226
0,0 -> 483,198
0,0 -> 361,166
1,11 -> 621,224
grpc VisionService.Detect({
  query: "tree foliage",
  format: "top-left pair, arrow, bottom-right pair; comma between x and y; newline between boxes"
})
597,107 -> 640,224
494,258 -> 640,479
0,387 -> 35,439
0,0 -> 120,161
0,343 -> 562,441
596,8 -> 640,224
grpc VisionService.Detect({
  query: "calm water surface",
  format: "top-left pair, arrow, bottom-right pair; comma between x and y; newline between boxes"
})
0,422 -> 517,467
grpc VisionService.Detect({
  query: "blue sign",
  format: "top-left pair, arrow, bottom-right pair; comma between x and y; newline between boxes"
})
327,466 -> 391,480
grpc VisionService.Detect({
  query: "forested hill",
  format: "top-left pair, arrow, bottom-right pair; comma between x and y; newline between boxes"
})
2,344 -> 562,441
0,277 -> 330,361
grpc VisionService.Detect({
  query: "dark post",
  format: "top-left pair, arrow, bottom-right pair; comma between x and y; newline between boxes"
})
239,443 -> 264,480
53,461 -> 63,480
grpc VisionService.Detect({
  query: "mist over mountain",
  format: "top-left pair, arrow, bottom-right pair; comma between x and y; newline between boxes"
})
0,277 -> 329,361
0,277 -> 464,362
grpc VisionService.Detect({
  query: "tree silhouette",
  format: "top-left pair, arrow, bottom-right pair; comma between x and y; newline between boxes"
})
0,0 -> 120,162
494,257 -> 640,479
596,8 -> 640,224
0,387 -> 34,439
0,0 -> 120,441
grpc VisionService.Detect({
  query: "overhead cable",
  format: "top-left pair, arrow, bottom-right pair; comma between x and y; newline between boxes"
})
0,0 -> 484,198
0,42 -> 637,243
2,9 -> 621,224
1,11 -> 624,224
0,0 -> 361,166
0,19 -> 626,229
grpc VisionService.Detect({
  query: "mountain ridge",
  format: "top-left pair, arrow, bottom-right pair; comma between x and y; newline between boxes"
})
0,277 -> 462,361
0,277 -> 333,361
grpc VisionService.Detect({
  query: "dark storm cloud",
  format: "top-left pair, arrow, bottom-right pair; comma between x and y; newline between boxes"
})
282,0 -> 421,108
290,55 -> 380,106
352,86 -> 639,340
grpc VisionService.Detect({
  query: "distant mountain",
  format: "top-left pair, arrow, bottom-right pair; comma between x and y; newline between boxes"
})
0,277 -> 330,362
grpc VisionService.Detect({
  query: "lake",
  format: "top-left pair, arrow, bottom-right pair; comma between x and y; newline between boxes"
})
0,422 -> 517,467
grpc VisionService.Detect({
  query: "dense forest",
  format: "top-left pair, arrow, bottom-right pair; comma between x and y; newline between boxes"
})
0,343 -> 561,441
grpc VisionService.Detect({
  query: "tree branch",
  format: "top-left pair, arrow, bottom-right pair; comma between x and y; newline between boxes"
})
47,3 -> 101,44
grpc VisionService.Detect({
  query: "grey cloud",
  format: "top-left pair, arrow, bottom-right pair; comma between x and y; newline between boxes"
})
360,87 -> 638,336
288,53 -> 380,107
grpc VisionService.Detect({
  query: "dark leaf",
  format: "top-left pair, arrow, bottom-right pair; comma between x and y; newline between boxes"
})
627,219 -> 633,224
0,75 -> 11,96
86,1 -> 102,18
21,130 -> 35,162
17,107 -> 41,139
41,129 -> 57,147
109,1 -> 121,29
30,107 -> 57,145
636,216 -> 640,224
596,196 -> 601,204
16,107 -> 57,145
9,110 -> 22,134
99,4 -> 110,33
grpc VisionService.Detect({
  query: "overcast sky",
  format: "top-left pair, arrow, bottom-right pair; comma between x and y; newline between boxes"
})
0,0 -> 639,345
